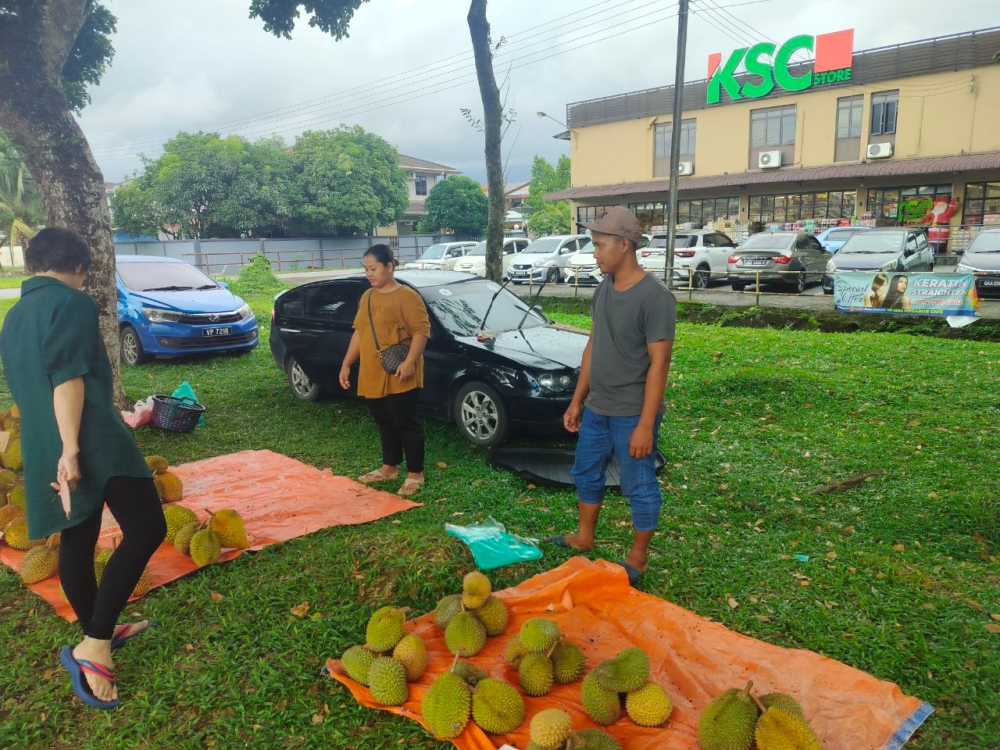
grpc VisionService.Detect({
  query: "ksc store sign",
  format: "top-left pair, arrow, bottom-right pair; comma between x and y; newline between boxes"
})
834,272 -> 980,318
707,29 -> 854,105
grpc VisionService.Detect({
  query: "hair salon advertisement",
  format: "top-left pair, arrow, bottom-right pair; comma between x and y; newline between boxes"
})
834,272 -> 979,320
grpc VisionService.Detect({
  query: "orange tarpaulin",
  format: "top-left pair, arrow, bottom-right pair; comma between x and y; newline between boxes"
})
326,557 -> 931,750
1,449 -> 420,621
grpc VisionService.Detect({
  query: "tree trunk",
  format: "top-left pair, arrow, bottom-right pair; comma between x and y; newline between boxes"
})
0,1 -> 129,409
468,0 -> 506,284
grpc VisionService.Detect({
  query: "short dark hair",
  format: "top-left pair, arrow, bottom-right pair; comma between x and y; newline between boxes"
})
25,227 -> 91,274
363,243 -> 396,268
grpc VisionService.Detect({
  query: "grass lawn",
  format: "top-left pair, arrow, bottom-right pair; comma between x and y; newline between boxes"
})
0,274 -> 28,290
0,293 -> 998,749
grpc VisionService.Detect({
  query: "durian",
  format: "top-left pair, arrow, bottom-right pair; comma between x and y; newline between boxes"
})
502,633 -> 528,668
145,455 -> 169,475
366,656 -> 408,706
462,570 -> 492,609
754,706 -> 821,750
422,671 -> 471,740
576,728 -> 623,750
189,528 -> 222,567
551,641 -> 586,684
697,682 -> 759,750
131,565 -> 152,598
759,692 -> 806,720
1,439 -> 22,470
434,594 -> 464,631
625,681 -> 673,727
20,541 -> 59,584
174,521 -> 201,555
517,652 -> 555,697
163,505 -> 198,544
444,611 -> 486,657
154,471 -> 183,503
209,508 -> 248,548
3,515 -> 43,550
581,671 -> 622,726
341,645 -> 377,686
471,677 -> 525,735
529,708 -> 573,750
8,485 -> 25,509
519,617 -> 561,653
0,469 -> 17,488
594,647 -> 649,693
475,595 -> 509,636
392,633 -> 428,682
94,546 -> 113,583
0,502 -> 23,530
452,659 -> 488,686
365,606 -> 406,653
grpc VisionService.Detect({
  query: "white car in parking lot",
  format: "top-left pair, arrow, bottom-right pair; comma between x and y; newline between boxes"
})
563,235 -> 650,285
639,230 -> 736,288
408,241 -> 478,270
453,237 -> 531,277
507,235 -> 590,284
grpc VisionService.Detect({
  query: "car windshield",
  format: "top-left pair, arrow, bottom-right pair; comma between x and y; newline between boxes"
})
967,232 -> 1000,254
117,261 -> 218,292
418,244 -> 449,260
828,230 -> 858,241
426,280 -> 545,335
739,234 -> 793,251
468,241 -> 488,257
839,233 -> 905,254
521,237 -> 562,256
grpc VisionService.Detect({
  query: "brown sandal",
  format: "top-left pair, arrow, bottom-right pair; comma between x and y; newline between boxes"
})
397,477 -> 424,496
358,468 -> 397,484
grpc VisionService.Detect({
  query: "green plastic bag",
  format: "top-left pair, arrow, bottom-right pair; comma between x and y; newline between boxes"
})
171,381 -> 205,427
444,517 -> 542,571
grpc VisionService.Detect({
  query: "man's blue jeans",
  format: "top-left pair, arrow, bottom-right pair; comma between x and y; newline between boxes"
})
571,407 -> 663,532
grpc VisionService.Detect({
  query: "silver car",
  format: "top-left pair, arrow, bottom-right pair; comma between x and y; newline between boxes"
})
728,231 -> 829,294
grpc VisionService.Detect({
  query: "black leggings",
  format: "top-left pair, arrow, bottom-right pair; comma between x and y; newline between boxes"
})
366,389 -> 425,473
59,476 -> 167,640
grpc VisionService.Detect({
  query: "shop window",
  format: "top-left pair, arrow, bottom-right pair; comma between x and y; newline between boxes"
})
836,96 -> 863,139
654,120 -> 697,159
870,91 -> 898,136
629,197 -> 738,231
576,205 -> 617,229
963,182 -> 1000,225
750,106 -> 796,148
865,184 -> 952,226
748,190 -> 857,225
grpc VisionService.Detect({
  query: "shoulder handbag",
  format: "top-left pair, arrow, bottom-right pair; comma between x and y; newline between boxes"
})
367,292 -> 411,375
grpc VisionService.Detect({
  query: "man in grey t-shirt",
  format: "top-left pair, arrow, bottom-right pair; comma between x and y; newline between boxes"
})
546,207 -> 676,586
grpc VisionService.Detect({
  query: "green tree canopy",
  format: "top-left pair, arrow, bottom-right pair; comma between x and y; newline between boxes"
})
524,154 -> 571,236
0,130 -> 43,250
417,175 -> 488,235
288,126 -> 409,236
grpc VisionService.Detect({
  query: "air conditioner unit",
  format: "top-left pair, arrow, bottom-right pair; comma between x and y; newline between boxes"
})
867,142 -> 893,159
678,161 -> 695,176
758,150 -> 782,169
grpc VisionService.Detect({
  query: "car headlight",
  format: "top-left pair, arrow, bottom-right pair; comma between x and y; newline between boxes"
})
236,303 -> 254,320
141,307 -> 183,323
536,373 -> 574,392
880,259 -> 900,272
825,259 -> 836,273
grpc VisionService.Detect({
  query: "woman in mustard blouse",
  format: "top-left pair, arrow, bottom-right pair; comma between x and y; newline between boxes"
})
339,244 -> 430,496
0,229 -> 166,709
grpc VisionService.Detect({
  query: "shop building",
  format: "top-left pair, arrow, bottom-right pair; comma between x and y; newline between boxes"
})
546,26 -> 1000,254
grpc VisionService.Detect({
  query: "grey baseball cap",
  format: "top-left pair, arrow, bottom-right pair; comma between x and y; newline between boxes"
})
581,206 -> 642,244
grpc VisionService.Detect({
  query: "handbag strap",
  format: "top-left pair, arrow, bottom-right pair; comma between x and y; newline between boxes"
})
366,292 -> 383,354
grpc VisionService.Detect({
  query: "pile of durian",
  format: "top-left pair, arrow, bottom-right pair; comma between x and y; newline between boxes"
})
145,455 -> 183,503
698,680 -> 821,750
580,646 -> 673,728
503,617 -> 585,696
527,709 -> 621,750
340,606 -> 429,706
163,504 -> 249,566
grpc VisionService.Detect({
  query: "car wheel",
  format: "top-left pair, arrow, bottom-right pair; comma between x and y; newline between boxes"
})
823,288 -> 834,296
546,268 -> 560,284
119,325 -> 147,366
731,282 -> 746,292
928,264 -> 934,272
286,356 -> 322,401
454,381 -> 509,447
792,272 -> 806,294
694,265 -> 711,289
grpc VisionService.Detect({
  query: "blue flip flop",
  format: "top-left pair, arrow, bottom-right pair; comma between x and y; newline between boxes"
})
59,646 -> 120,710
110,620 -> 156,651
619,561 -> 644,587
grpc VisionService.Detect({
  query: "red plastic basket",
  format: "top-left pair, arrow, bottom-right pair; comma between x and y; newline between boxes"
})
150,395 -> 205,433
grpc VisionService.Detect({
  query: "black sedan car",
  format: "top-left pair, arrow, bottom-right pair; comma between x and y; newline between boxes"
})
822,228 -> 934,294
269,271 -> 588,446
957,227 -> 1000,298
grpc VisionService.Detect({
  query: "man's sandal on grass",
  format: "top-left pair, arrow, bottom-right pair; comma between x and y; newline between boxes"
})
357,468 -> 397,484
398,477 -> 423,496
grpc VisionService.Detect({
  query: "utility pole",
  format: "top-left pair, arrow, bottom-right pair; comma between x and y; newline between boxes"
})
664,0 -> 689,285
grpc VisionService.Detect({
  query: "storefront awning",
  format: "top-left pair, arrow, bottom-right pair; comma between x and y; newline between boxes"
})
547,151 -> 1000,202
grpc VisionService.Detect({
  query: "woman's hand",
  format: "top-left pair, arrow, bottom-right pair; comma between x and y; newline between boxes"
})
395,359 -> 416,381
339,366 -> 351,390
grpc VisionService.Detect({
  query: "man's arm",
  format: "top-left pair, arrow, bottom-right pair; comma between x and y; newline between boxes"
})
563,337 -> 593,432
630,339 -> 673,457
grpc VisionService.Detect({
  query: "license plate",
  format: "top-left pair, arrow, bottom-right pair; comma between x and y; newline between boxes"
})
202,327 -> 232,337
980,278 -> 1000,287
743,258 -> 770,266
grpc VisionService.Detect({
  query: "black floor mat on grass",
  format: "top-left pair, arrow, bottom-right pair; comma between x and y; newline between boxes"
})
489,445 -> 666,489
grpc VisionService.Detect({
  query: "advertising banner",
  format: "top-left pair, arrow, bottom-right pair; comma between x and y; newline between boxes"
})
833,272 -> 979,317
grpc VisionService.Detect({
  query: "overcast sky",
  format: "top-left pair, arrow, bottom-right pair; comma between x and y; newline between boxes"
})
81,0 -> 997,185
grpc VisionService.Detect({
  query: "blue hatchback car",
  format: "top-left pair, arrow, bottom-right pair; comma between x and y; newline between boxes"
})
815,225 -> 875,255
116,255 -> 259,365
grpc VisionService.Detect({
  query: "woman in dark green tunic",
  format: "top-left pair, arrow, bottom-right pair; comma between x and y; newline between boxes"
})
0,228 -> 166,709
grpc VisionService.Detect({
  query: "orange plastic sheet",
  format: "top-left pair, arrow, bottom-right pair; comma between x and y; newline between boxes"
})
1,449 -> 420,621
326,557 -> 931,750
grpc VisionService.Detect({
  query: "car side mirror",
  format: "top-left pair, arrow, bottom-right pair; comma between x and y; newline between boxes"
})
954,247 -> 965,255
903,248 -> 915,257
531,305 -> 547,320
218,281 -> 230,290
